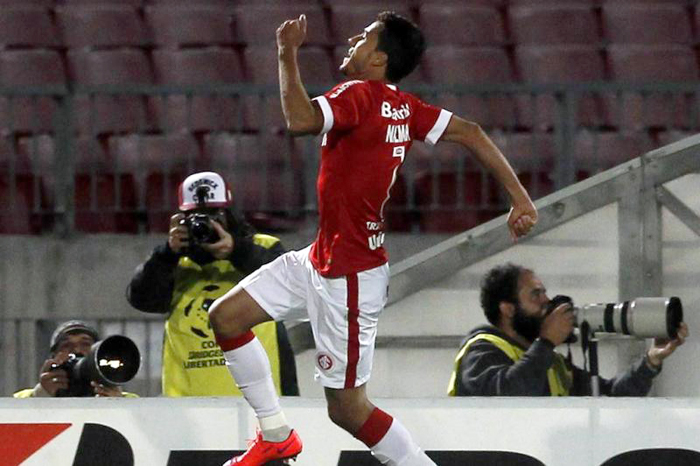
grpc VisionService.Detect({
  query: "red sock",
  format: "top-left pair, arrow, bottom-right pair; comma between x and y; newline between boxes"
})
354,408 -> 394,448
215,331 -> 255,352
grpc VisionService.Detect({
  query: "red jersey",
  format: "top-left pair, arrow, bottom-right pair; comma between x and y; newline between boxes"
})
310,80 -> 452,277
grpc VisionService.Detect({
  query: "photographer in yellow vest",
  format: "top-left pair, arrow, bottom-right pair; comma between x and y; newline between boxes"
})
127,172 -> 298,396
448,263 -> 687,396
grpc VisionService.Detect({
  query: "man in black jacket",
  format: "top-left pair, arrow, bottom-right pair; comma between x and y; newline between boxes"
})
448,263 -> 688,396
126,171 -> 298,397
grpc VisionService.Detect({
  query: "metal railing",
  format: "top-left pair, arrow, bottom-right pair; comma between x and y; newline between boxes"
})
2,82 -> 698,235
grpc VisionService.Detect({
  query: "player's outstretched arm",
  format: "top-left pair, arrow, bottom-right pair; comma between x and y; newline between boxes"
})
440,115 -> 537,241
277,14 -> 324,136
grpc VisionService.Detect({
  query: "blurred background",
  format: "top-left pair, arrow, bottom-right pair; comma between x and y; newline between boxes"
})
1,0 -> 699,397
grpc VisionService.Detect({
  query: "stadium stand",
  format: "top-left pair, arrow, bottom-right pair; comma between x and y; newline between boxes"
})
418,4 -> 505,46
508,3 -> 599,45
602,2 -> 693,45
56,4 -> 148,49
146,5 -> 235,48
0,6 -> 59,48
235,3 -> 330,46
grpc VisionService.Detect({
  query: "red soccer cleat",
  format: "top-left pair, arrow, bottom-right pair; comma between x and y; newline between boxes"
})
223,429 -> 303,466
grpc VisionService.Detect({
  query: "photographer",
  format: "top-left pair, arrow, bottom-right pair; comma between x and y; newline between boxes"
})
448,263 -> 689,397
126,171 -> 298,397
14,320 -> 135,398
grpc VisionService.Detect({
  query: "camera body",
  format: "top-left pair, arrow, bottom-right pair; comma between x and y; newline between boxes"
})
51,335 -> 141,397
180,213 -> 219,245
546,295 -> 683,339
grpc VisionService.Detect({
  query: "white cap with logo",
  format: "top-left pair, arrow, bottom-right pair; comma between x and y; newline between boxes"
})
177,171 -> 232,211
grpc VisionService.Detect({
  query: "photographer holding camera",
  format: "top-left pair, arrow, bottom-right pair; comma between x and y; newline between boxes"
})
447,263 -> 689,397
126,171 -> 298,397
14,320 -> 136,398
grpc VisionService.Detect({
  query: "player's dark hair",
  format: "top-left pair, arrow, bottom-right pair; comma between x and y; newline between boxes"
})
480,263 -> 530,326
376,11 -> 425,83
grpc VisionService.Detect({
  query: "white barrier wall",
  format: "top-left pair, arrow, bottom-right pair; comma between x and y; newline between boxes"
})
3,397 -> 700,466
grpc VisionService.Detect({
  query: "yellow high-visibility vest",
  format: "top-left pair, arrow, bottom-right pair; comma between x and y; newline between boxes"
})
447,332 -> 572,396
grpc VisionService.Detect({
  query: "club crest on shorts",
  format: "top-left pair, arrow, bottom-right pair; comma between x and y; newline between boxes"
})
317,353 -> 334,371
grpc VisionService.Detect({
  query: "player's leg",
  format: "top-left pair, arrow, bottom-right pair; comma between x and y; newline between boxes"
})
209,250 -> 308,465
310,264 -> 436,465
324,386 -> 435,466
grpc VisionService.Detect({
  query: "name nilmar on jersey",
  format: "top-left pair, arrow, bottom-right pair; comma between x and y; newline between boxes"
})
382,102 -> 412,143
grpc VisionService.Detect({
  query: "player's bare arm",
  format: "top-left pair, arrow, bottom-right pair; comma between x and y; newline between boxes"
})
440,115 -> 538,240
277,14 -> 324,135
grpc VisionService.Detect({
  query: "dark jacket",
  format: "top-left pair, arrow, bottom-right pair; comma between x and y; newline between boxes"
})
126,220 -> 299,396
453,325 -> 660,397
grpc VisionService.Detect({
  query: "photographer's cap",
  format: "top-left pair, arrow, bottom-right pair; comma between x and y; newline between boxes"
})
50,320 -> 99,353
178,171 -> 232,211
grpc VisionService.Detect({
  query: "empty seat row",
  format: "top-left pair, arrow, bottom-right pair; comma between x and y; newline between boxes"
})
0,129 -> 659,235
0,2 -> 699,49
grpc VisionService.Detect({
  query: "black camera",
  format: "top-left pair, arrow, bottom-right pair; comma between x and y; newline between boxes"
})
181,213 -> 219,245
545,295 -> 577,343
52,335 -> 141,397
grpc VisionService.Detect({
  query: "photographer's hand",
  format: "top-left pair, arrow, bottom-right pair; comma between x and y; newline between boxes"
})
539,303 -> 575,346
39,358 -> 69,396
201,220 -> 234,260
647,322 -> 689,368
92,381 -> 124,397
168,213 -> 189,253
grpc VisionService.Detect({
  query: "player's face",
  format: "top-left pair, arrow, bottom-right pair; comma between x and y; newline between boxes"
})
339,21 -> 383,78
516,271 -> 549,319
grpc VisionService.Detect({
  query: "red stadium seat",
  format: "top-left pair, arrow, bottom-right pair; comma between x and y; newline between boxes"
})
422,46 -> 515,128
243,45 -> 334,131
490,131 -> 556,199
16,135 -> 138,233
574,130 -> 654,179
515,45 -> 607,129
68,49 -> 157,135
0,50 -> 65,134
108,133 -> 201,232
152,47 -> 246,132
413,140 -> 501,233
203,132 -> 304,213
0,137 -> 41,234
419,4 -> 505,46
146,5 -> 235,47
602,3 -> 692,44
509,4 -> 599,45
56,5 -> 148,49
329,4 -> 414,45
607,44 -> 698,129
234,4 -> 330,45
0,7 -> 59,48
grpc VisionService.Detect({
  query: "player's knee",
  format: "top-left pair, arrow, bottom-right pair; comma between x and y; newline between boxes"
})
326,400 -> 353,430
208,296 -> 244,337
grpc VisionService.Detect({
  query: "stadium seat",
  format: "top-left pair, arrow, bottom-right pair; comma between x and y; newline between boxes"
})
574,130 -> 654,179
489,131 -> 556,199
146,5 -> 235,48
67,49 -> 156,135
234,4 -> 329,45
602,3 -> 692,44
152,47 -> 247,132
203,132 -> 304,213
422,46 -> 515,128
243,45 -> 334,131
0,7 -> 59,48
16,134 -> 138,233
56,5 -> 148,49
515,45 -> 607,129
607,44 -> 698,129
413,140 -> 501,233
0,50 -> 65,134
108,133 -> 201,232
330,4 -> 414,45
0,137 -> 39,234
509,3 -> 599,45
419,4 -> 505,46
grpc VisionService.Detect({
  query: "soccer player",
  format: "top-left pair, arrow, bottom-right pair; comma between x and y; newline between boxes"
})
210,11 -> 538,466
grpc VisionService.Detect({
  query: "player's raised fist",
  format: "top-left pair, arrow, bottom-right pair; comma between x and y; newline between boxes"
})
277,14 -> 307,50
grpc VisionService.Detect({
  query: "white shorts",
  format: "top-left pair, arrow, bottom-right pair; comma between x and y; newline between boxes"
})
239,245 -> 389,389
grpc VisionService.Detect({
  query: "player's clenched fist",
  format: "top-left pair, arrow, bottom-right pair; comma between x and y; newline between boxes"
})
277,14 -> 307,50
